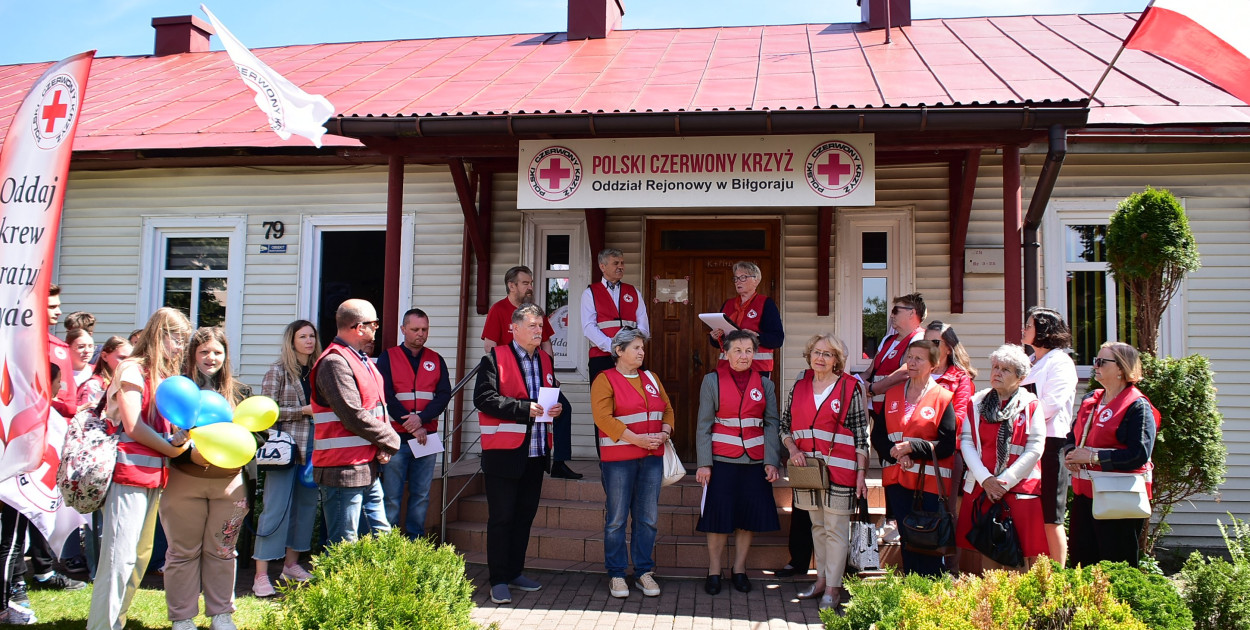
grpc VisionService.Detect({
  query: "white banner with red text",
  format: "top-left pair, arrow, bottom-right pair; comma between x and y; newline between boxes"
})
517,134 -> 875,209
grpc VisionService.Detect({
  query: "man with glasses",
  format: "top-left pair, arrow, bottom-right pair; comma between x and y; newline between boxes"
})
862,293 -> 928,419
309,299 -> 401,544
581,248 -> 650,386
709,261 -> 784,379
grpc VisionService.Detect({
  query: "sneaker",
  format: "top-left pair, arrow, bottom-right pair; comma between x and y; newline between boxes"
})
1,604 -> 36,625
608,576 -> 630,598
32,571 -> 86,590
636,571 -> 661,597
210,613 -> 237,630
252,574 -> 276,598
489,583 -> 511,605
281,563 -> 313,582
171,619 -> 197,630
7,580 -> 28,608
509,575 -> 542,592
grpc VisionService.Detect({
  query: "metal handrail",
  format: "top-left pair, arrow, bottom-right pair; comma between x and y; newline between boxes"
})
439,361 -> 482,542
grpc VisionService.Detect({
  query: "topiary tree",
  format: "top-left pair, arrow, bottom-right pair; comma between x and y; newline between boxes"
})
1105,187 -> 1201,355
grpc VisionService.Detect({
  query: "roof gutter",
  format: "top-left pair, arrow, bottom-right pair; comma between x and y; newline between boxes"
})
1023,124 -> 1068,314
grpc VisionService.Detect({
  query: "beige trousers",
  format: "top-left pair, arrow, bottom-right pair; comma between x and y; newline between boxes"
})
159,468 -> 249,621
808,503 -> 852,587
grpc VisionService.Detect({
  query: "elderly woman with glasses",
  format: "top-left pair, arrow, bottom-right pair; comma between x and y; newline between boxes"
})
709,261 -> 784,379
591,327 -> 674,600
1063,342 -> 1160,568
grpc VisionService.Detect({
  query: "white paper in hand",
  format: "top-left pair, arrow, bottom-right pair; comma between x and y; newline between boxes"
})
699,312 -> 738,337
408,433 -> 445,458
536,387 -> 561,423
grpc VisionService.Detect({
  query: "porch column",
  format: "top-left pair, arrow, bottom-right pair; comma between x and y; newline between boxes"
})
1003,145 -> 1022,344
382,154 -> 404,347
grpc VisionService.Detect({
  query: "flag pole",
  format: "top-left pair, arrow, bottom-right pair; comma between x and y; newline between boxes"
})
1089,0 -> 1155,102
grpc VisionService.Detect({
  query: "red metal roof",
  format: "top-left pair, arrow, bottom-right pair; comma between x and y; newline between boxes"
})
1,12 -> 1246,152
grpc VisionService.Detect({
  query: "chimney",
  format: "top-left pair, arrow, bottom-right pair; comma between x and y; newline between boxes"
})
568,0 -> 625,40
152,15 -> 215,56
860,0 -> 911,30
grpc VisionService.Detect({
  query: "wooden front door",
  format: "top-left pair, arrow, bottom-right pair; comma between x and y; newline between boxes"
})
646,219 -> 781,462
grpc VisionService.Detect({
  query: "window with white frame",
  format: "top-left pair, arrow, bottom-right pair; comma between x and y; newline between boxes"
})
836,208 -> 915,374
523,212 -> 589,376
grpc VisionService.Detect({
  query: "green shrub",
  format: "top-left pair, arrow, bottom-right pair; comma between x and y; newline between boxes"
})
262,530 -> 476,630
1182,515 -> 1250,630
1099,562 -> 1192,630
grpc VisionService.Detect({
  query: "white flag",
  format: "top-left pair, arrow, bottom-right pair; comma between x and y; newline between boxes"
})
201,4 -> 336,147
0,408 -> 88,557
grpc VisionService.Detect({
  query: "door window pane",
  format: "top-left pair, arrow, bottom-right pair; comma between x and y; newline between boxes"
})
164,278 -> 192,319
660,229 -> 766,251
546,234 -> 570,270
166,237 -> 229,271
1064,225 -> 1106,263
862,277 -> 888,361
862,232 -> 887,269
1066,270 -> 1107,365
198,277 -> 228,328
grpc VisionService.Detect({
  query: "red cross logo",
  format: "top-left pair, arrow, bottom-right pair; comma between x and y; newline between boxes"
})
539,158 -> 571,189
41,90 -> 68,133
816,153 -> 852,186
805,140 -> 865,199
527,146 -> 582,202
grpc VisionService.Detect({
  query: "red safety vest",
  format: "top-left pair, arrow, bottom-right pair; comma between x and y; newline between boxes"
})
48,333 -> 76,418
110,366 -> 171,489
717,293 -> 775,372
882,383 -> 954,495
934,363 -> 973,436
478,345 -> 555,451
711,366 -> 767,461
597,369 -> 666,462
868,328 -> 925,414
589,282 -> 641,358
383,346 -> 444,434
1071,386 -> 1161,499
965,392 -> 1044,496
310,343 -> 386,468
790,372 -> 859,487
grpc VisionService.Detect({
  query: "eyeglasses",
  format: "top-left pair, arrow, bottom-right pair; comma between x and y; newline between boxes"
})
1092,357 -> 1117,368
356,320 -> 380,330
810,350 -> 836,360
891,305 -> 915,315
732,275 -> 756,283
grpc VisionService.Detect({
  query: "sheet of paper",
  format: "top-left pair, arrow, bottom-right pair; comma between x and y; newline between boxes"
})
700,483 -> 708,517
408,432 -> 445,458
536,386 -> 561,423
699,312 -> 738,336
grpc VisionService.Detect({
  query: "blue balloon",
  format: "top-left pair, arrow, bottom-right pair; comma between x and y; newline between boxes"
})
298,458 -> 317,488
195,390 -> 234,427
155,376 -> 201,430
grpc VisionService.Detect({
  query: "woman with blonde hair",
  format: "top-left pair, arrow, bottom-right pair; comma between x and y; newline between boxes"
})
88,308 -> 194,630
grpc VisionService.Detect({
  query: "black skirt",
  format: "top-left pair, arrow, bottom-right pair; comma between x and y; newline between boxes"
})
696,461 -> 781,534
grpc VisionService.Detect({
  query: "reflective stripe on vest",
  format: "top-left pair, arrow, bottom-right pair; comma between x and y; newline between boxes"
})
868,329 -> 925,412
966,393 -> 1043,496
110,372 -> 170,488
790,372 -> 859,487
718,293 -> 775,372
383,346 -> 444,434
1070,386 -> 1161,499
711,365 -> 767,461
478,345 -> 555,451
597,370 -> 666,461
881,383 -> 954,495
309,343 -> 386,468
589,282 -> 642,358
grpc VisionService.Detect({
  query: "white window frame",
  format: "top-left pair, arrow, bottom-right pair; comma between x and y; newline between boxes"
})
139,216 -> 246,365
296,214 -> 415,348
836,207 -> 916,374
521,211 -> 590,380
1043,198 -> 1186,377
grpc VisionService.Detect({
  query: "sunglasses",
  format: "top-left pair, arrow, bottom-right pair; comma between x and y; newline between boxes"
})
1092,357 -> 1117,368
891,305 -> 915,315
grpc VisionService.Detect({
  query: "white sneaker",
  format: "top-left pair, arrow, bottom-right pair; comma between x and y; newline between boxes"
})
608,576 -> 630,598
636,571 -> 661,597
253,574 -> 276,597
282,563 -> 313,582
171,619 -> 196,630
210,612 -> 238,630
2,604 -> 37,625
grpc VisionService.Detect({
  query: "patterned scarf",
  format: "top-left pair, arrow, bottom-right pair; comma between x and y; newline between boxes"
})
977,387 -> 1027,475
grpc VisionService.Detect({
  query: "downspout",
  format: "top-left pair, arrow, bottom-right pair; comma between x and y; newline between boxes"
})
1022,125 -> 1068,313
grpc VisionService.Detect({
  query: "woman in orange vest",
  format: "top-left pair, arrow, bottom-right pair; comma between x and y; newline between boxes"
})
696,328 -> 782,595
924,321 -> 976,572
88,308 -> 194,630
870,339 -> 957,576
591,327 -> 674,600
780,334 -> 868,610
1064,341 -> 1159,568
956,344 -> 1048,573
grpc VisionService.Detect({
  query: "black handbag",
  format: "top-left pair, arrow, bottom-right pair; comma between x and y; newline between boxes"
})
899,455 -> 955,556
965,492 -> 1025,567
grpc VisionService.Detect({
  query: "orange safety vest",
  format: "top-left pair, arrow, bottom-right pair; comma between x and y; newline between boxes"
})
588,282 -> 641,358
882,383 -> 954,494
711,365 -> 767,461
310,342 -> 386,468
1071,386 -> 1161,499
868,328 -> 925,414
717,293 -> 775,372
965,393 -> 1043,496
597,369 -> 666,462
110,371 -> 171,488
383,345 -> 444,434
790,372 -> 859,487
478,345 -> 555,451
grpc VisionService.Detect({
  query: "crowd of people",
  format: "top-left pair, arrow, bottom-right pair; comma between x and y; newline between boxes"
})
5,251 -> 1161,624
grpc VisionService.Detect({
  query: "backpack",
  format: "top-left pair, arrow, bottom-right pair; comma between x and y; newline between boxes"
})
57,398 -> 118,514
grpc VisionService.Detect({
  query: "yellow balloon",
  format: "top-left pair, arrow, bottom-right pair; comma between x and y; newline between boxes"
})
233,396 -> 280,432
190,422 -> 256,469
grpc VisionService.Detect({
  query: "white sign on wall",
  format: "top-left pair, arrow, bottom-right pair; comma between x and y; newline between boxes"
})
517,134 -> 875,209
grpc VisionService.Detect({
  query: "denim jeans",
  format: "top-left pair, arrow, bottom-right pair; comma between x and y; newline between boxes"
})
320,479 -> 390,545
252,464 -> 321,560
600,455 -> 663,578
381,441 -> 437,538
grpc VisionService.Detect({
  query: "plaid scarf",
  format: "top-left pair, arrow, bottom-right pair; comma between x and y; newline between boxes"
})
977,388 -> 1027,475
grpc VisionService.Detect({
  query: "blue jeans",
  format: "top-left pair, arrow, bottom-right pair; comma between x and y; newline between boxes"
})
381,441 -> 437,538
320,479 -> 390,545
252,464 -> 321,560
600,455 -> 663,578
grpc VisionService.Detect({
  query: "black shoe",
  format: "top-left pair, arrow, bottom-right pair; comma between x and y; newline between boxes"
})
774,564 -> 803,578
731,572 -> 752,593
8,580 -> 29,607
63,556 -> 89,576
704,574 -> 722,595
32,572 -> 86,591
550,462 -> 583,479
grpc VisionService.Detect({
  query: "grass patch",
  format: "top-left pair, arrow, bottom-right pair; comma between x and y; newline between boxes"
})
28,585 -> 276,629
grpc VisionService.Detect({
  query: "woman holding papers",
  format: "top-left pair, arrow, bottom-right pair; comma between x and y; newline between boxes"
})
695,329 -> 782,596
708,261 -> 784,379
591,327 -> 674,599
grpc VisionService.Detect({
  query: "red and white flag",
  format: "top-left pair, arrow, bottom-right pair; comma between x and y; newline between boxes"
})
1125,0 -> 1250,105
0,408 -> 87,555
0,51 -> 93,484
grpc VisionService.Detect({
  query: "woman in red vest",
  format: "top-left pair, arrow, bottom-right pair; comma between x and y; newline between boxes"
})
924,321 -> 976,572
77,336 -> 132,410
708,261 -> 784,378
88,308 -> 193,630
956,344 -> 1048,573
696,329 -> 782,595
780,334 -> 868,610
1064,342 -> 1159,568
870,340 -> 957,576
591,327 -> 674,600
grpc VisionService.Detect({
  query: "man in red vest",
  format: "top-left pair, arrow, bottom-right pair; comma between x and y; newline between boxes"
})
310,299 -> 401,544
581,248 -> 650,386
377,308 -> 450,538
863,293 -> 928,420
474,304 -> 562,605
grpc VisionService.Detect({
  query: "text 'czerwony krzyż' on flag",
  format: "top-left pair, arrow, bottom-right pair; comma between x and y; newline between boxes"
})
1124,0 -> 1250,105
200,4 -> 337,147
